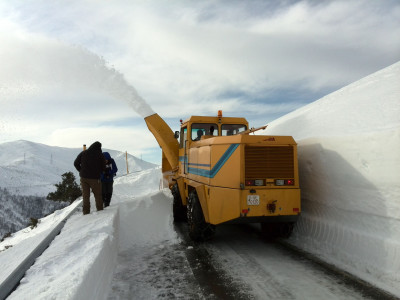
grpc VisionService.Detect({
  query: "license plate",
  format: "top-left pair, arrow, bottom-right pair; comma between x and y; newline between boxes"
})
247,195 -> 260,205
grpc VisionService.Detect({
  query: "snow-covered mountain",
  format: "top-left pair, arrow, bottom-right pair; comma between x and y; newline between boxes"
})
0,140 -> 157,197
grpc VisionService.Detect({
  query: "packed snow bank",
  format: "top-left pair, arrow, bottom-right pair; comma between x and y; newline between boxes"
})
117,190 -> 178,250
112,167 -> 163,203
1,168 -> 176,300
5,204 -> 119,300
267,61 -> 400,296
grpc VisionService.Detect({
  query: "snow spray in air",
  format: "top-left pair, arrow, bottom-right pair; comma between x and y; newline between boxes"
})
100,70 -> 155,118
53,46 -> 155,118
0,35 -> 154,118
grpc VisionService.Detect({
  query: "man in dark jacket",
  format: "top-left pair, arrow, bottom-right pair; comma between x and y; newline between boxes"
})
74,141 -> 106,215
101,152 -> 118,207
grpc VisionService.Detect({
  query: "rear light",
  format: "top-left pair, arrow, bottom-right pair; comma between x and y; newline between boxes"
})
254,179 -> 264,186
275,179 -> 295,186
246,179 -> 294,186
245,179 -> 265,186
293,208 -> 300,212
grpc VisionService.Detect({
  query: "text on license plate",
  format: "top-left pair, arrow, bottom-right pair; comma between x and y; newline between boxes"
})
247,195 -> 260,205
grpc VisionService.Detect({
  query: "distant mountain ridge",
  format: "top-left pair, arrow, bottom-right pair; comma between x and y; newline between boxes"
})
0,140 -> 158,197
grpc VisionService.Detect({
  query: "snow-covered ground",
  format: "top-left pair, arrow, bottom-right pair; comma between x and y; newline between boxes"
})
0,61 -> 399,299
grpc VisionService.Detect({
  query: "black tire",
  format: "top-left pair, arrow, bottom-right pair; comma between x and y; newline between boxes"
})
261,222 -> 276,239
172,184 -> 186,222
261,222 -> 294,239
187,190 -> 215,241
280,222 -> 294,238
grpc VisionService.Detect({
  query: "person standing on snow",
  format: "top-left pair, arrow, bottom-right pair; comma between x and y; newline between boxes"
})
74,141 -> 106,215
101,152 -> 118,207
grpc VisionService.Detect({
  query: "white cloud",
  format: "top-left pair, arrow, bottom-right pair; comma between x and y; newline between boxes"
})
1,0 -> 399,163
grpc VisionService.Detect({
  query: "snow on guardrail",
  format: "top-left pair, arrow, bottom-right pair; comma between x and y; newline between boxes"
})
0,200 -> 82,300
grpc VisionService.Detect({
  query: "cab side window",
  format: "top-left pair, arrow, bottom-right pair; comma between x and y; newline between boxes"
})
192,128 -> 204,141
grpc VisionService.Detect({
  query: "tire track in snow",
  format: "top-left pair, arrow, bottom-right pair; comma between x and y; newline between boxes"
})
174,223 -> 253,300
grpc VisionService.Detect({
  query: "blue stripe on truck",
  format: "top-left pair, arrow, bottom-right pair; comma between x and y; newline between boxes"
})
187,144 -> 239,178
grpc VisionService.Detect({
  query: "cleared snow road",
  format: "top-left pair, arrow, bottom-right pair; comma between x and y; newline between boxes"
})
199,224 -> 396,300
107,190 -> 396,300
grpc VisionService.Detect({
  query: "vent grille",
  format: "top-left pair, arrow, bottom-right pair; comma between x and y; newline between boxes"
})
245,146 -> 294,179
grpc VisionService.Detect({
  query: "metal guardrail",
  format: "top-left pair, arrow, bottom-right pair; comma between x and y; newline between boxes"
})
0,201 -> 82,300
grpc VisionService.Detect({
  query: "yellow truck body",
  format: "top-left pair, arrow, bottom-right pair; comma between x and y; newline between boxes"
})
145,112 -> 300,240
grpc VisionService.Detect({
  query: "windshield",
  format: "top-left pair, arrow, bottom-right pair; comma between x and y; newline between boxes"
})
191,123 -> 218,141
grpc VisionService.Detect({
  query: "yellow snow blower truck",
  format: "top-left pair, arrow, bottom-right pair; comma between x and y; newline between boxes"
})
145,111 -> 300,241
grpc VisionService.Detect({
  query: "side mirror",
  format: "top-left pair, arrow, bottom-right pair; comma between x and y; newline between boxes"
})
174,131 -> 180,139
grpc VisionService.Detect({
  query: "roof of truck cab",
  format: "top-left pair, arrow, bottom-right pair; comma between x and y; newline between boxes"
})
182,115 -> 248,125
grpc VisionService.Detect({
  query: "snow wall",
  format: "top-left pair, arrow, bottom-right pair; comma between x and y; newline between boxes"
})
266,61 -> 400,296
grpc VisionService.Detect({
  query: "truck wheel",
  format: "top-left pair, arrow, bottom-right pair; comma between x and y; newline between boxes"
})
261,222 -> 276,239
280,222 -> 294,238
261,222 -> 294,239
172,184 -> 187,222
187,190 -> 215,241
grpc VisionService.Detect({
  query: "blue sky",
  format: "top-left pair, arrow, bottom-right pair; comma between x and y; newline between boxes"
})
1,0 -> 400,164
